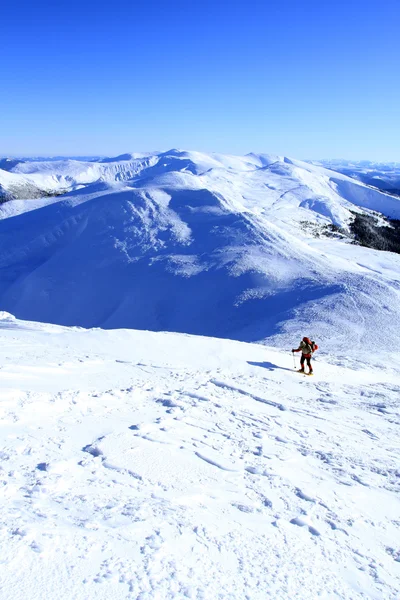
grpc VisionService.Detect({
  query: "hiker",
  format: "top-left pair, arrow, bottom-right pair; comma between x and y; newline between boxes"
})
292,337 -> 318,374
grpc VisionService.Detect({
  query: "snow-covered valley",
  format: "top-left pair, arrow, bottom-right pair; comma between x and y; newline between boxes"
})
0,314 -> 399,599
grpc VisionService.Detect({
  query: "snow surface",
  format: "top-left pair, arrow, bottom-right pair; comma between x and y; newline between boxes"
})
0,313 -> 399,599
310,160 -> 400,194
1,150 -> 400,365
0,169 -> 48,201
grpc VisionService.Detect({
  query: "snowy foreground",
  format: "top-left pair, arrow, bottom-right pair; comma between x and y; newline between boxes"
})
0,314 -> 399,599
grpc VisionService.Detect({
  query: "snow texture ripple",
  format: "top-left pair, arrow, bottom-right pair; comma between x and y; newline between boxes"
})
0,315 -> 399,599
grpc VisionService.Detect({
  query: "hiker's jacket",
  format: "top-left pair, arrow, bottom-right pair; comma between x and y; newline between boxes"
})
295,340 -> 314,357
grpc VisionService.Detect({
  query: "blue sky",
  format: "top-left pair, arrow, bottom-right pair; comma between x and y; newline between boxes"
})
2,0 -> 399,160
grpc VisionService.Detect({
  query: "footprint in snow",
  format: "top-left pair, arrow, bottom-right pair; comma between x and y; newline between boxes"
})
245,466 -> 273,477
385,547 -> 400,562
232,503 -> 254,513
362,428 -> 379,440
350,474 -> 370,487
36,462 -> 48,472
318,397 -> 338,405
82,443 -> 103,457
290,517 -> 321,537
295,489 -> 315,503
246,466 -> 263,475
327,520 -> 349,536
30,541 -> 42,553
157,398 -> 182,409
11,528 -> 27,537
195,452 -> 239,472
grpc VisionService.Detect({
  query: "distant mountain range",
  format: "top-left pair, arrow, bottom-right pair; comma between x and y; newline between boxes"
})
0,150 -> 399,356
309,159 -> 400,196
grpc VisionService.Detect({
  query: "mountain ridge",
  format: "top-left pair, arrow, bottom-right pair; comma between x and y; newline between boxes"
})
0,150 -> 399,361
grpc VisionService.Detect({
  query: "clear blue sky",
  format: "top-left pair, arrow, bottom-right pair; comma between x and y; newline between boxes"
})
2,0 -> 399,160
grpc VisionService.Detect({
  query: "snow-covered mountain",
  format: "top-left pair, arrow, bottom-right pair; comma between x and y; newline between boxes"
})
1,152 -> 400,599
0,150 -> 400,361
1,153 -> 158,193
0,168 -> 52,202
310,159 -> 400,196
0,313 -> 399,599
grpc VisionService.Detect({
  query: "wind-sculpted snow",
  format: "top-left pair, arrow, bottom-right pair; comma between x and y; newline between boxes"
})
0,150 -> 400,358
0,316 -> 399,599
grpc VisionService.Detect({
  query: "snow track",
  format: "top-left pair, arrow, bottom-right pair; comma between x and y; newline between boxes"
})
0,317 -> 399,599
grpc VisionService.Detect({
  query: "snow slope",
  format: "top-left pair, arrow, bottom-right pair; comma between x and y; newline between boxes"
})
310,160 -> 400,195
5,154 -> 159,192
0,313 -> 399,599
0,150 -> 400,362
0,169 -> 50,201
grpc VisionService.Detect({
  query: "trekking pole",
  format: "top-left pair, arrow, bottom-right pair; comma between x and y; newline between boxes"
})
292,351 -> 296,369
